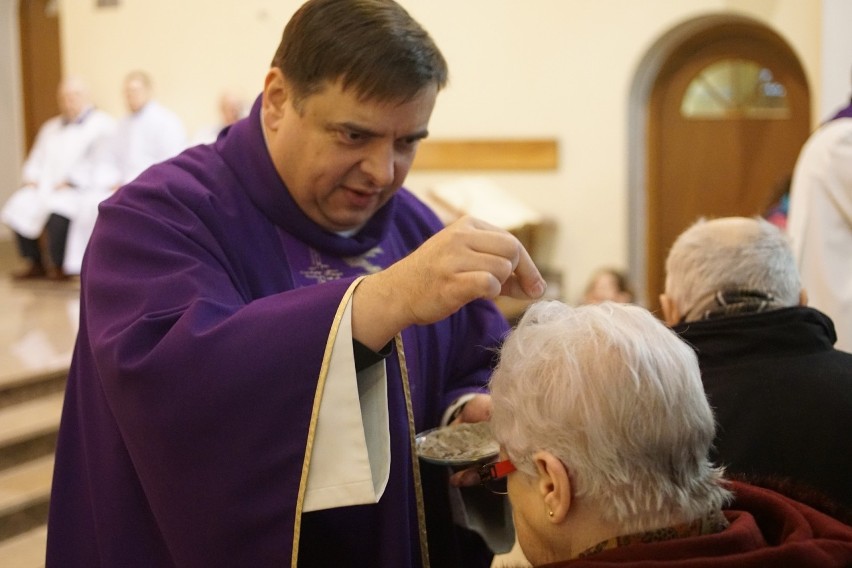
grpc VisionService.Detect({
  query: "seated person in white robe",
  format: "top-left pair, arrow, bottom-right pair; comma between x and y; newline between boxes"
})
63,70 -> 188,275
0,77 -> 115,279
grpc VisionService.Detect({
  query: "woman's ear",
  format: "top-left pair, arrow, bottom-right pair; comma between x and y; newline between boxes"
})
532,451 -> 572,523
262,68 -> 289,130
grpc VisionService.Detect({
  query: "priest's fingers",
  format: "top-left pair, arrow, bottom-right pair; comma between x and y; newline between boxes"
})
355,215 -> 544,342
506,238 -> 546,300
460,216 -> 546,300
453,394 -> 492,425
449,467 -> 481,488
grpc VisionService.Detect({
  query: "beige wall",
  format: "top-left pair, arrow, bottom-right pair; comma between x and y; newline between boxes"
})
47,2 -> 823,300
820,0 -> 852,121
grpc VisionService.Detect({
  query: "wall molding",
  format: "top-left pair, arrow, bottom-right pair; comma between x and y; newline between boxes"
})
412,139 -> 558,170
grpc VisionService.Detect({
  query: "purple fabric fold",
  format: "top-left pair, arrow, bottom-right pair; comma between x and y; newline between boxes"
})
47,92 -> 508,567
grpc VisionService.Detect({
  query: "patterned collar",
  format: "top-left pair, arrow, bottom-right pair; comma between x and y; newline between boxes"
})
62,105 -> 94,127
577,509 -> 729,559
680,289 -> 779,323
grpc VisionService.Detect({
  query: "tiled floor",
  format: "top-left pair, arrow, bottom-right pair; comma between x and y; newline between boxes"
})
0,276 -> 78,390
0,237 -> 75,388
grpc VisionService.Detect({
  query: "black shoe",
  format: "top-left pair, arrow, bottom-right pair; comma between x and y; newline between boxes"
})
48,267 -> 71,282
12,263 -> 47,280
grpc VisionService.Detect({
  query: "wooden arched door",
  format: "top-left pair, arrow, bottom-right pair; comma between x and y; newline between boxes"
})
646,22 -> 810,312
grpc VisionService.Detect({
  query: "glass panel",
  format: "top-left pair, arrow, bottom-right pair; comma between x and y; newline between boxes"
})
681,59 -> 790,119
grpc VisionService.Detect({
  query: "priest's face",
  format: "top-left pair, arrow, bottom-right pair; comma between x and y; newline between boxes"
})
262,70 -> 437,233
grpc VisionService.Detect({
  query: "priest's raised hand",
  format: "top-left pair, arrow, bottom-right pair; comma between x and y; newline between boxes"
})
353,215 -> 547,350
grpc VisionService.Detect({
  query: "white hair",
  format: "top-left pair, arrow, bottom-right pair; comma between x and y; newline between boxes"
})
664,216 -> 801,321
489,301 -> 731,533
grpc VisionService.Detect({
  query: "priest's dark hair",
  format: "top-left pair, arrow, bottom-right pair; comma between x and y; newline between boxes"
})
271,0 -> 448,111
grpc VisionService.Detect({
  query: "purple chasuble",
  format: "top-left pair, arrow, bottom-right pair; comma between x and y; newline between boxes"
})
279,230 -> 397,287
830,100 -> 852,121
46,95 -> 508,567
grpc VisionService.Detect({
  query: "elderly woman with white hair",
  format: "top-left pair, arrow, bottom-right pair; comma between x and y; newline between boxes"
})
466,300 -> 852,567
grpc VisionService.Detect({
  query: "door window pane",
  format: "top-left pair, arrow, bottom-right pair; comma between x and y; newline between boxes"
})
681,59 -> 789,119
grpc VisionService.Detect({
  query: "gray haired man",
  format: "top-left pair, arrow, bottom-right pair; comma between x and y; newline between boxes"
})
661,216 -> 852,520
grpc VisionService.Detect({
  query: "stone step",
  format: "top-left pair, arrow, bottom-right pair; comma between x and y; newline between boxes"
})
0,369 -> 66,411
0,455 -> 53,541
0,238 -> 66,562
0,524 -> 47,568
0,393 -> 63,468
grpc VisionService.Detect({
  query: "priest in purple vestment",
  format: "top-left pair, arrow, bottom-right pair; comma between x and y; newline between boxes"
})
45,1 -> 545,567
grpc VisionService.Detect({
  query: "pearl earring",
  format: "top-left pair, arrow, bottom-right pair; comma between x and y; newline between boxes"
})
548,510 -> 554,517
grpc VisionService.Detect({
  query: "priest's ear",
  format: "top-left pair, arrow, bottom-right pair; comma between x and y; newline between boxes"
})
262,68 -> 290,127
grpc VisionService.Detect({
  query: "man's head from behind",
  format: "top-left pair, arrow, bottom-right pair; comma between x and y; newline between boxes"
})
490,301 -> 730,564
661,216 -> 803,325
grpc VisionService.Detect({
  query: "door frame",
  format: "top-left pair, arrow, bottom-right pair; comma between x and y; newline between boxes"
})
627,14 -> 811,307
0,0 -> 26,242
1,0 -> 64,241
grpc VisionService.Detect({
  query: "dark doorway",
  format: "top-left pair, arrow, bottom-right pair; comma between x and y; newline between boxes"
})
19,0 -> 63,151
